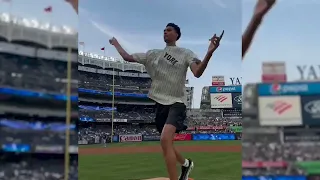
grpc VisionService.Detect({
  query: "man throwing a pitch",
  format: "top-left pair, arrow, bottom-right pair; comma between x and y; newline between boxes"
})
109,23 -> 223,180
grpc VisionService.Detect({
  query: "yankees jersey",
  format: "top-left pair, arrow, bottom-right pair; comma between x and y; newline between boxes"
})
132,46 -> 198,105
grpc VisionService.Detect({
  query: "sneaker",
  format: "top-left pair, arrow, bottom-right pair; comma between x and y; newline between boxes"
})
178,159 -> 194,180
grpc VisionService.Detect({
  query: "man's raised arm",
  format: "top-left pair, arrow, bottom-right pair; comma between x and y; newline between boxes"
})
242,0 -> 276,59
109,37 -> 136,62
66,0 -> 78,14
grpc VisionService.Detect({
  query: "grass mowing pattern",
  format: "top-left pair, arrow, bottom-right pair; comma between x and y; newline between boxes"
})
79,141 -> 241,180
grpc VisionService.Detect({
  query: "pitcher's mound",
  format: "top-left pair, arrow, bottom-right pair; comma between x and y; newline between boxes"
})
144,178 -> 194,180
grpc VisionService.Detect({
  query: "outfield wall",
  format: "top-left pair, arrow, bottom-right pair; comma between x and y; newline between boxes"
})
79,133 -> 241,144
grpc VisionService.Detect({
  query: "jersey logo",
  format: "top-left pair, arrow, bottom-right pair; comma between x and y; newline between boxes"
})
164,52 -> 178,65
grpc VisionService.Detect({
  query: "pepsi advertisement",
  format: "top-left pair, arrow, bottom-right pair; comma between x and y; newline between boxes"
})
210,86 -> 242,93
300,96 -> 320,126
258,82 -> 320,96
192,133 -> 236,141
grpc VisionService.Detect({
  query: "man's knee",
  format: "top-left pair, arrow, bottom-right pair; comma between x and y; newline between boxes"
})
160,124 -> 176,149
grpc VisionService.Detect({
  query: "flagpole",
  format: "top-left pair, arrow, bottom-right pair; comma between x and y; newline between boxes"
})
111,67 -> 115,143
106,47 -> 115,143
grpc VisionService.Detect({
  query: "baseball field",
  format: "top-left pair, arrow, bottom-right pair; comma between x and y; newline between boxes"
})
79,140 -> 241,180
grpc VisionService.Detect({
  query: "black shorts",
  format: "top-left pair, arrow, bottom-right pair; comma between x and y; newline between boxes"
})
155,102 -> 187,134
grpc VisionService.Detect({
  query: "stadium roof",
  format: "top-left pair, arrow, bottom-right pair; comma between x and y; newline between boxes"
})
0,12 -> 76,35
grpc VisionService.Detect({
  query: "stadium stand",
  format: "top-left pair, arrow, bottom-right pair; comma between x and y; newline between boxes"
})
78,50 -> 242,144
0,13 -> 78,179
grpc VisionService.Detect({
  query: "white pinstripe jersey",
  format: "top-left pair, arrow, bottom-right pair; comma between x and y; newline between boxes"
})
132,46 -> 198,105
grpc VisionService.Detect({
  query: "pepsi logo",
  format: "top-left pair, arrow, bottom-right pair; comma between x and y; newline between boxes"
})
270,84 -> 281,94
216,87 -> 222,92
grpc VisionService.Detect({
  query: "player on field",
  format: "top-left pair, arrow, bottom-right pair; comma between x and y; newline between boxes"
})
110,23 -> 223,180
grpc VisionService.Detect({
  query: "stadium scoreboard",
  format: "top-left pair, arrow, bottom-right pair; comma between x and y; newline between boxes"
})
209,85 -> 242,109
256,82 -> 320,126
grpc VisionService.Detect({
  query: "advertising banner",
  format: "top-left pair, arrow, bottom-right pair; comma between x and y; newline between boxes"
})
211,76 -> 225,86
242,176 -> 306,180
258,96 -> 303,126
210,86 -> 242,93
198,126 -> 226,130
68,145 -> 78,153
283,131 -> 320,142
242,161 -> 287,168
211,93 -> 233,108
119,135 -> 142,142
143,135 -> 161,141
301,96 -> 320,125
232,93 -> 242,109
192,133 -> 236,141
2,144 -> 31,153
174,134 -> 192,141
78,140 -> 88,145
257,82 -> 320,96
96,118 -> 127,122
34,145 -> 64,153
230,126 -> 242,133
187,126 -> 226,130
261,61 -> 287,83
112,135 -> 119,143
222,109 -> 242,117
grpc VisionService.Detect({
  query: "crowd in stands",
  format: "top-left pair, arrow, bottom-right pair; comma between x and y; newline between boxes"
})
79,104 -> 155,121
79,71 -> 150,93
0,153 -> 78,180
1,119 -> 77,146
0,54 -> 78,94
242,130 -> 320,175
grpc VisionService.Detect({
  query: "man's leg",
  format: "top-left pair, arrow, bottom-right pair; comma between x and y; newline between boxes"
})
174,146 -> 193,180
155,103 -> 178,179
171,133 -> 185,165
174,145 -> 185,165
167,103 -> 193,180
160,124 -> 178,180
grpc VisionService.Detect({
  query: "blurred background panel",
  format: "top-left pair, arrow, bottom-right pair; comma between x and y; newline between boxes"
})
0,0 -> 78,180
242,0 -> 320,180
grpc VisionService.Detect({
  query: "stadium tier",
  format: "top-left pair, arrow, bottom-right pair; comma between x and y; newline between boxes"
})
0,14 -> 78,180
78,51 -> 242,144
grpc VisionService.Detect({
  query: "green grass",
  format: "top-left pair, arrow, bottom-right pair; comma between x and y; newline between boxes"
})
79,140 -> 241,148
79,141 -> 241,180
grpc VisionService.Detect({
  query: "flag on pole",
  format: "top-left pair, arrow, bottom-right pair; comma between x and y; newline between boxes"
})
101,47 -> 105,50
44,6 -> 52,12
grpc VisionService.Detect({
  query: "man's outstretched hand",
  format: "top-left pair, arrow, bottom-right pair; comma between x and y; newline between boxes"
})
208,30 -> 224,54
65,0 -> 78,13
109,37 -> 119,46
254,0 -> 276,18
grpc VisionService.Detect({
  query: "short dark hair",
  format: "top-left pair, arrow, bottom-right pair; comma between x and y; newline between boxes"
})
166,23 -> 181,40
